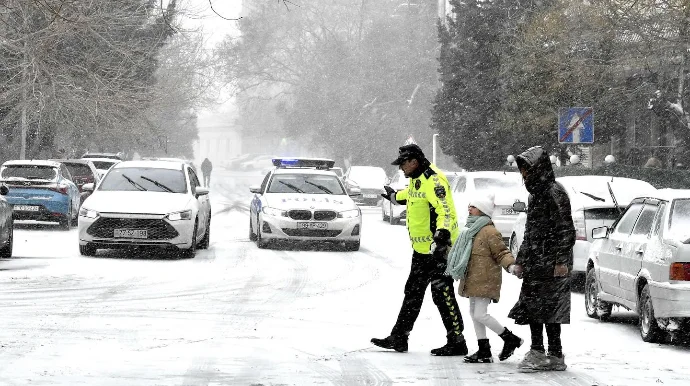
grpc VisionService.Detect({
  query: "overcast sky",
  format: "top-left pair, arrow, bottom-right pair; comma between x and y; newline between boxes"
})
183,0 -> 242,47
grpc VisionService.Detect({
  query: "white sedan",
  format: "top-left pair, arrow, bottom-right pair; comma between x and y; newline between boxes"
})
249,158 -> 362,251
78,160 -> 211,257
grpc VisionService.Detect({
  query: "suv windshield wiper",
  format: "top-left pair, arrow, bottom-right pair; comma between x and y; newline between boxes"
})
122,174 -> 147,191
305,180 -> 333,194
140,176 -> 174,193
579,191 -> 605,202
277,180 -> 305,193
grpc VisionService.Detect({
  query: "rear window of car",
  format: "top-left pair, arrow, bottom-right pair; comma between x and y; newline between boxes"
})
99,167 -> 187,193
1,165 -> 56,180
268,174 -> 345,195
669,199 -> 690,240
92,161 -> 119,170
64,164 -> 93,177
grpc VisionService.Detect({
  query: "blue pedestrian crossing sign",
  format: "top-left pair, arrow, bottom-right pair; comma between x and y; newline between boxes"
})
559,107 -> 593,144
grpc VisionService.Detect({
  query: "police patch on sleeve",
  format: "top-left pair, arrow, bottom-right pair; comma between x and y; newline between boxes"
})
434,186 -> 446,198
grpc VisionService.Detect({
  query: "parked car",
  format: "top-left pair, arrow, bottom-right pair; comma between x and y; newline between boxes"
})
0,160 -> 80,229
381,170 -> 408,225
78,160 -> 211,257
85,158 -> 121,179
451,171 -> 528,244
249,158 -> 362,251
510,175 -> 657,274
346,165 -> 387,206
585,189 -> 690,343
0,183 -> 14,257
50,159 -> 101,206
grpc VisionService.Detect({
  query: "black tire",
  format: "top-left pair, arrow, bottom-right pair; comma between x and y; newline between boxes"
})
639,283 -> 662,343
256,225 -> 270,249
345,240 -> 360,251
249,216 -> 258,241
79,243 -> 96,256
585,268 -> 612,320
0,224 -> 13,258
182,220 -> 198,258
59,206 -> 72,230
199,216 -> 211,249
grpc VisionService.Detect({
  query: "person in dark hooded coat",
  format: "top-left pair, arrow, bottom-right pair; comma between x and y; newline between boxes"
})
508,146 -> 575,372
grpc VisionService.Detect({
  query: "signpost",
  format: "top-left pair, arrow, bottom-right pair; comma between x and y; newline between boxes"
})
559,107 -> 593,144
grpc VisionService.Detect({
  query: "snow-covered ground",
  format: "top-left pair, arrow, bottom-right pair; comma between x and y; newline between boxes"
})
0,169 -> 689,385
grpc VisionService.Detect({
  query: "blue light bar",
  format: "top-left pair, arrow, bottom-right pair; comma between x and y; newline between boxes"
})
272,158 -> 335,169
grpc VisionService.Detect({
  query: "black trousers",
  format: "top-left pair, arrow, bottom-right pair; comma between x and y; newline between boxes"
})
391,251 -> 464,340
529,323 -> 562,356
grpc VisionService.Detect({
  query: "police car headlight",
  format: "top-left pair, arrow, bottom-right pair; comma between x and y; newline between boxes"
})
338,209 -> 360,219
79,207 -> 99,219
167,210 -> 192,221
262,206 -> 287,217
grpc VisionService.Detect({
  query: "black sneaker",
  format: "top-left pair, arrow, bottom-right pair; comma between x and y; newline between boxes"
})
371,335 -> 408,353
430,339 -> 468,356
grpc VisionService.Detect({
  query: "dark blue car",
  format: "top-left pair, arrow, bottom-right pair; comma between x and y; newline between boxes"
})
0,160 -> 80,229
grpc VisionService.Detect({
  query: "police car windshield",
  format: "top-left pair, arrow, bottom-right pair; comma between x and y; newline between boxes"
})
268,174 -> 345,195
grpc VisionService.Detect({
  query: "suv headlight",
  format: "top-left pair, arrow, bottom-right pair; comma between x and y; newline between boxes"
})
78,207 -> 99,219
262,206 -> 287,217
338,209 -> 360,218
167,209 -> 192,221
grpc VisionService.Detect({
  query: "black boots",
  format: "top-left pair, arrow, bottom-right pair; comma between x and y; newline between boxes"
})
430,334 -> 468,356
371,335 -> 408,353
464,339 -> 493,363
498,328 -> 524,361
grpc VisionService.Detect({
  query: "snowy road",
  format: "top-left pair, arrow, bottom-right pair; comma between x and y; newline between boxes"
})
0,169 -> 689,385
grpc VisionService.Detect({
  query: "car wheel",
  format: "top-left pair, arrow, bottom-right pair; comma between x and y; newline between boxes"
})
249,216 -> 258,241
585,268 -> 612,320
59,206 -> 72,230
639,283 -> 662,342
79,243 -> 96,257
256,224 -> 270,249
182,220 -> 198,258
0,224 -> 13,258
199,215 -> 211,249
345,240 -> 360,251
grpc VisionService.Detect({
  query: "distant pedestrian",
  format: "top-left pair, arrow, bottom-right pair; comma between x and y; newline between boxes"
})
371,144 -> 468,356
509,146 -> 576,372
201,158 -> 213,187
445,193 -> 523,364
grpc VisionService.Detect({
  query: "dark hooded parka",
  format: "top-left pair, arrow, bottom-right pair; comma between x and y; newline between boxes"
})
508,147 -> 576,324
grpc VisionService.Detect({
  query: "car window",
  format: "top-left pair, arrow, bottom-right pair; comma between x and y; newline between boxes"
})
267,174 -> 345,195
65,163 -> 93,178
668,199 -> 690,241
60,164 -> 73,181
92,160 -> 119,170
613,203 -> 643,235
99,167 -> 187,193
188,168 -> 201,193
1,165 -> 56,180
631,204 -> 658,236
454,177 -> 467,193
651,202 -> 667,237
260,172 -> 271,192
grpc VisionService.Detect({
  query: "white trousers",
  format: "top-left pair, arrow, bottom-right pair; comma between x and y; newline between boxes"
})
469,297 -> 505,340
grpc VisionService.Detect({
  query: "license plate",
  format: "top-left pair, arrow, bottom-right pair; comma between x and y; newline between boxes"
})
114,229 -> 148,239
502,208 -> 516,215
297,222 -> 327,230
14,205 -> 39,212
363,194 -> 377,198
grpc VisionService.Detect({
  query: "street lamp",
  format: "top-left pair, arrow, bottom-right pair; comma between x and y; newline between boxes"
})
604,155 -> 616,164
432,133 -> 439,165
506,155 -> 515,166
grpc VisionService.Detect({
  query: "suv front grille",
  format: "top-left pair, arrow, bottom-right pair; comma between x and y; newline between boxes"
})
288,210 -> 312,220
87,218 -> 179,240
282,229 -> 342,237
313,210 -> 337,221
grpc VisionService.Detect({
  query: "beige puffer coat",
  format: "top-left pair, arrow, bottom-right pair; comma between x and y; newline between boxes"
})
459,223 -> 515,302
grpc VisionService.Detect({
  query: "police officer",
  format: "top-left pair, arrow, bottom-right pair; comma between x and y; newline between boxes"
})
371,144 -> 467,356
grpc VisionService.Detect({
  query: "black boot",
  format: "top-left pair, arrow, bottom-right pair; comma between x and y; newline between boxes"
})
371,335 -> 408,353
498,327 -> 524,361
430,333 -> 468,356
464,339 -> 493,363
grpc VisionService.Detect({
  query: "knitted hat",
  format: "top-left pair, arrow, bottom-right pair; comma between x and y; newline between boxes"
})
469,193 -> 495,218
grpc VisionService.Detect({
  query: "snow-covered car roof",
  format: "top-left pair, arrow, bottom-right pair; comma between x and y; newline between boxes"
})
649,188 -> 690,202
112,160 -> 184,170
1,160 -> 61,168
85,157 -> 121,164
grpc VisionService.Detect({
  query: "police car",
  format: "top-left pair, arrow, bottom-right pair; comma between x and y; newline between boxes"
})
249,158 -> 362,250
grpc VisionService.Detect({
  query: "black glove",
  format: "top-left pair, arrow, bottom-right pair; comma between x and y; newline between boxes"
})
381,185 -> 396,201
431,229 -> 451,255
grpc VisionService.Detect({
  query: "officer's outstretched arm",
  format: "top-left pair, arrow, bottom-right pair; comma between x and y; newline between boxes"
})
393,189 -> 407,205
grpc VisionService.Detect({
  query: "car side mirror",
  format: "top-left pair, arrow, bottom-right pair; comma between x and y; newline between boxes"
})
512,201 -> 527,212
592,226 -> 609,239
249,185 -> 262,194
195,187 -> 209,196
82,183 -> 94,192
349,186 -> 361,197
